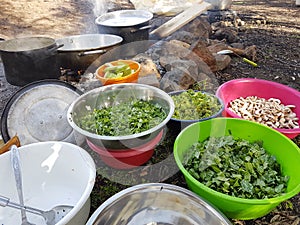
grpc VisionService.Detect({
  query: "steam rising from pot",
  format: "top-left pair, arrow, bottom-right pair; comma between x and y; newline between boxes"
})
88,0 -> 109,17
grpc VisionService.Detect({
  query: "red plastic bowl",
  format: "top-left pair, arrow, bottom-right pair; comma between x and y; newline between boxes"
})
87,130 -> 164,169
216,78 -> 300,139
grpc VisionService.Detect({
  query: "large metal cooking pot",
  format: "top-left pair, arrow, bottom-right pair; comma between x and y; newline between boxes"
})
56,34 -> 123,71
0,36 -> 61,86
95,10 -> 153,44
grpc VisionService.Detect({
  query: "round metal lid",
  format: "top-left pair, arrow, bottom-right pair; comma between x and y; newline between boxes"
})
1,80 -> 82,145
95,10 -> 153,27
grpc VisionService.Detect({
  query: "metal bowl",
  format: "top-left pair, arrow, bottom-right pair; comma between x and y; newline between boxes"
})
86,183 -> 232,225
67,83 -> 175,150
167,90 -> 224,134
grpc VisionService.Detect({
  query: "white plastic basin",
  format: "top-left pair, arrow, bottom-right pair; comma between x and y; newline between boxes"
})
0,141 -> 96,225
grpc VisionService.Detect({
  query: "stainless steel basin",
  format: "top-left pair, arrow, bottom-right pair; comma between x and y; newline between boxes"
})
86,183 -> 232,225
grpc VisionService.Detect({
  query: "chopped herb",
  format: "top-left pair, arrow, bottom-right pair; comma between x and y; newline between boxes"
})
79,99 -> 167,136
184,135 -> 289,199
171,89 -> 222,120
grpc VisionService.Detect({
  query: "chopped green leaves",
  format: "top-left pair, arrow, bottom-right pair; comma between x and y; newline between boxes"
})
103,61 -> 135,79
171,89 -> 222,120
79,99 -> 167,136
184,135 -> 289,199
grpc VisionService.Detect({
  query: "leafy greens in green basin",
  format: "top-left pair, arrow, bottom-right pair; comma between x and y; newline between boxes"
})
79,99 -> 167,136
183,135 -> 289,199
171,89 -> 222,120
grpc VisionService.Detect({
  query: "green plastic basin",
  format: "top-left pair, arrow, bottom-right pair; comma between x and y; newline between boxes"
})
173,117 -> 300,220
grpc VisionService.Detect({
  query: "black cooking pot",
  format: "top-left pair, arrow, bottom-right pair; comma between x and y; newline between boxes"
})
56,34 -> 123,71
95,10 -> 153,44
0,37 -> 61,86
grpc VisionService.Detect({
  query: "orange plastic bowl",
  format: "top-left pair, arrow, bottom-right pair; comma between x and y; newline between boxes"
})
95,59 -> 141,86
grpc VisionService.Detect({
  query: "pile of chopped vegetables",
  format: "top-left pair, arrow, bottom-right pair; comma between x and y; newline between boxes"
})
79,99 -> 167,136
183,135 -> 289,199
171,89 -> 222,120
103,61 -> 136,79
228,96 -> 299,129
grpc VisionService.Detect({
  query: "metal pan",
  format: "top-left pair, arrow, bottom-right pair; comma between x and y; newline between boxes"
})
56,34 -> 123,71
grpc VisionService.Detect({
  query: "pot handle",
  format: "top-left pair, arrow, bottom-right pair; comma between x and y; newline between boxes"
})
48,43 -> 64,54
78,49 -> 107,57
38,43 -> 64,59
130,25 -> 152,33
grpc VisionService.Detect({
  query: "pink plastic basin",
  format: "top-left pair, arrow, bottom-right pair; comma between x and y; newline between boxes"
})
216,78 -> 300,139
87,130 -> 164,169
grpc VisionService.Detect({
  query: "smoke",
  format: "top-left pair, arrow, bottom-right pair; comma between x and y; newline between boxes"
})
88,0 -> 110,17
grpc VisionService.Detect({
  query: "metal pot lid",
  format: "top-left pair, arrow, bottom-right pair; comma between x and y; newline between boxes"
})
95,10 -> 153,27
1,80 -> 82,145
56,34 -> 123,52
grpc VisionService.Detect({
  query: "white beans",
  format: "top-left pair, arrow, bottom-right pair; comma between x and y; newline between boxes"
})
228,96 -> 299,129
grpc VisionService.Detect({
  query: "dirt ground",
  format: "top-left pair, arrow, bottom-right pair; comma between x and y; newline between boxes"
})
219,0 -> 300,93
0,0 -> 299,224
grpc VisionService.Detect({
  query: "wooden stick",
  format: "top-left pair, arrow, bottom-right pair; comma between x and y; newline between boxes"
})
150,1 -> 212,38
0,136 -> 21,155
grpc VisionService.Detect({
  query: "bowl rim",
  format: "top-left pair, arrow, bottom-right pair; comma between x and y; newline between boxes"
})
67,83 -> 175,141
86,183 -> 232,225
173,117 -> 300,205
56,34 -> 123,52
95,59 -> 141,82
216,78 -> 300,135
168,90 -> 225,122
